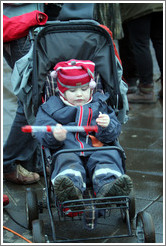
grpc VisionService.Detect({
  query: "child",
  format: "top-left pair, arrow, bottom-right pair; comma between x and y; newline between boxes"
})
35,59 -> 133,204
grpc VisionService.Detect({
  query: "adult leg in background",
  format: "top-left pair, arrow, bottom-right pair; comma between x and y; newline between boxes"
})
3,100 -> 41,173
126,14 -> 157,103
119,22 -> 139,93
151,12 -> 163,98
3,36 -> 42,184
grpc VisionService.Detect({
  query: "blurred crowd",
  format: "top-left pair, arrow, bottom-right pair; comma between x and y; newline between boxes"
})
94,3 -> 163,103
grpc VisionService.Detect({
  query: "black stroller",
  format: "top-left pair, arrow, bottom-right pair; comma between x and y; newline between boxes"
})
23,18 -> 155,243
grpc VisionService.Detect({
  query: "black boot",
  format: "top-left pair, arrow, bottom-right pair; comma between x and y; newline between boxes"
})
127,83 -> 157,104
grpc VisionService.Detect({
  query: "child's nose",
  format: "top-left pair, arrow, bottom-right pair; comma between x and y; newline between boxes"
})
76,89 -> 82,96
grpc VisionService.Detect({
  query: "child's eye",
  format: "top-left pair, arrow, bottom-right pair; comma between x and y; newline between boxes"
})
81,86 -> 89,91
69,89 -> 76,92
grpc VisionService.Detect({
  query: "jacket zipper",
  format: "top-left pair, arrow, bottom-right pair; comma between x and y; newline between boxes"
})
75,106 -> 93,155
75,106 -> 84,155
86,107 -> 93,144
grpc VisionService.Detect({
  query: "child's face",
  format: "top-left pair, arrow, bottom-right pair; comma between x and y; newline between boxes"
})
64,85 -> 91,106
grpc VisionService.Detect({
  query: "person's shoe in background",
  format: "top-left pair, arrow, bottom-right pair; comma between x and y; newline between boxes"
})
127,83 -> 157,103
4,164 -> 40,184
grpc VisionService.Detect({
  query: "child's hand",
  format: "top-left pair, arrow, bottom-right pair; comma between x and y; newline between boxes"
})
96,112 -> 110,128
53,124 -> 67,141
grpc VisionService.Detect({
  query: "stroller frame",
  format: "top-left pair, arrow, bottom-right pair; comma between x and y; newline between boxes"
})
25,20 -> 155,243
25,145 -> 155,243
41,146 -> 134,243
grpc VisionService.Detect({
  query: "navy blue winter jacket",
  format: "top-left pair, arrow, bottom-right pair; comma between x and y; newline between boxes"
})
35,92 -> 121,155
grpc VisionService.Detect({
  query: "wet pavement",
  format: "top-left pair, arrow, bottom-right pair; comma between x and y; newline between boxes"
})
3,54 -> 164,244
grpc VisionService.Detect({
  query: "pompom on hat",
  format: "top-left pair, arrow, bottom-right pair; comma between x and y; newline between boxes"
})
51,59 -> 96,97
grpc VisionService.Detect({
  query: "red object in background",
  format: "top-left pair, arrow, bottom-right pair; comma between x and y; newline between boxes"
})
100,24 -> 122,66
3,10 -> 48,43
3,194 -> 9,206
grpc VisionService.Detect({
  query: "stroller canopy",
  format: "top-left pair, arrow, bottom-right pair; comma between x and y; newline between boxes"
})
32,20 -> 121,114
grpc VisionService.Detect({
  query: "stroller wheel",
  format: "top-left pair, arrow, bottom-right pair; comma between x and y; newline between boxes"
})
136,211 -> 155,243
32,219 -> 46,243
26,188 -> 39,229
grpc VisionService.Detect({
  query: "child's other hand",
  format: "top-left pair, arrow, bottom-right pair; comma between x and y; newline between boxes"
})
96,113 -> 110,128
53,124 -> 67,141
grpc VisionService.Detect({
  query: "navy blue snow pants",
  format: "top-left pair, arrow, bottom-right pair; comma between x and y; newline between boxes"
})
51,149 -> 124,194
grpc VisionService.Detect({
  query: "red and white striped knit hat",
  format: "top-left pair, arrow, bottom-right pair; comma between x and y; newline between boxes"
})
51,59 -> 96,97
